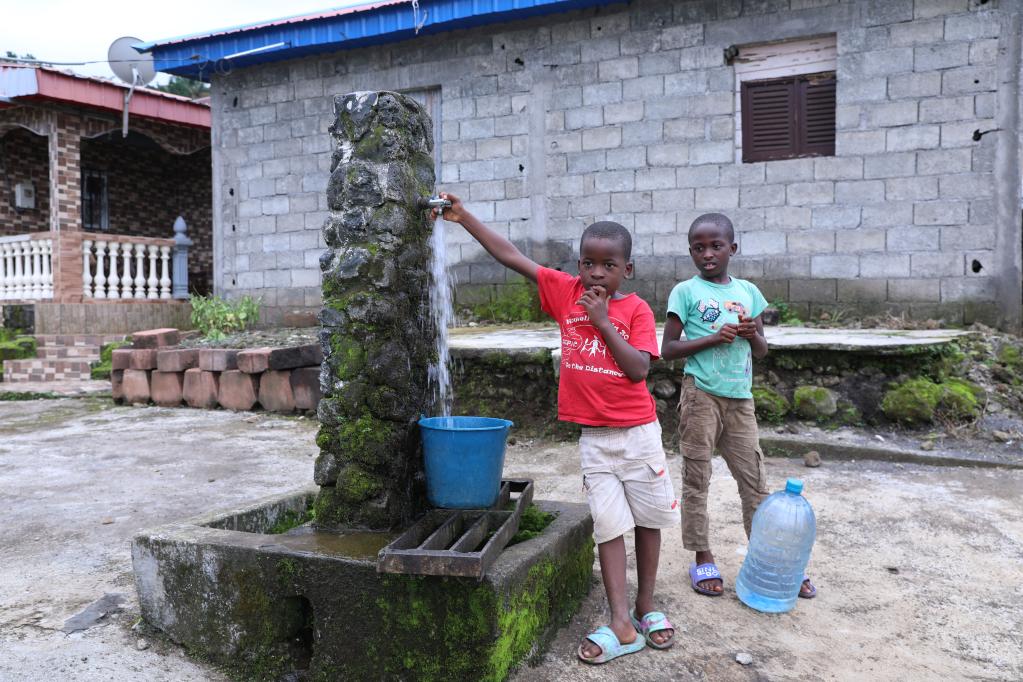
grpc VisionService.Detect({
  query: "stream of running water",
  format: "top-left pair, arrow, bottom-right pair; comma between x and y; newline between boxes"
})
427,218 -> 453,416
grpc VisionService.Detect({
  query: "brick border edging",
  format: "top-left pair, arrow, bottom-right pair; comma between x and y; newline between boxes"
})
111,330 -> 322,414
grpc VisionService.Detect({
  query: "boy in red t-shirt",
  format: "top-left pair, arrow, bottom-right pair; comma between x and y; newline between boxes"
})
433,192 -> 680,665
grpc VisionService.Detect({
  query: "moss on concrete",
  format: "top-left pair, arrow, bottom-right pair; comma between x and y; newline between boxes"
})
363,534 -> 594,682
752,386 -> 789,423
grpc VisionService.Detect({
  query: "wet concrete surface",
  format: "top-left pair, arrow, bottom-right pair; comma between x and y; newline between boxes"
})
2,398 -> 1021,681
0,398 -> 315,682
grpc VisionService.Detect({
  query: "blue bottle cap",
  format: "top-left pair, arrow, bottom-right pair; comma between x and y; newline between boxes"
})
785,478 -> 804,495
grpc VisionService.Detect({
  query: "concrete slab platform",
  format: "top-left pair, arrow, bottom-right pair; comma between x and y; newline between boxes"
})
133,491 -> 593,680
449,324 -> 971,353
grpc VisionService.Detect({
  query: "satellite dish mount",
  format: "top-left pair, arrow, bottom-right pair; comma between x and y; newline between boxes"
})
107,37 -> 156,137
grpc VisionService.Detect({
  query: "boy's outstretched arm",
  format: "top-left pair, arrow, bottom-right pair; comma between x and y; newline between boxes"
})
434,192 -> 539,283
661,313 -> 737,361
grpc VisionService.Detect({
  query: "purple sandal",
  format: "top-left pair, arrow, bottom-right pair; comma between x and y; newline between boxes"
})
799,575 -> 817,599
689,562 -> 723,597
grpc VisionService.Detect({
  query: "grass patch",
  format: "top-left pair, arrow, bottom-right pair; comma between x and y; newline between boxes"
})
0,391 -> 63,401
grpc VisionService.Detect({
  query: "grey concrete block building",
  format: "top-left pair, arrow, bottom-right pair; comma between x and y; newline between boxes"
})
145,0 -> 1022,329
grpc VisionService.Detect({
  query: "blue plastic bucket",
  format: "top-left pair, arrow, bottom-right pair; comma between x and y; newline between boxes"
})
418,416 -> 514,509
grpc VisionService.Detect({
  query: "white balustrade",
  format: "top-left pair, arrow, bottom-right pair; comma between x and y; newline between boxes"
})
107,242 -> 121,300
82,239 -> 93,299
0,236 -> 54,301
94,241 -> 107,299
133,243 -> 146,300
80,238 -> 176,302
159,246 -> 171,300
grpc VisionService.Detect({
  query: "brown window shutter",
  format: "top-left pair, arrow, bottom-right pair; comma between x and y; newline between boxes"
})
741,72 -> 836,163
801,75 -> 836,157
741,79 -> 796,163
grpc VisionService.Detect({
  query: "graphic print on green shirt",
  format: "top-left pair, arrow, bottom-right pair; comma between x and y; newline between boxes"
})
666,276 -> 768,399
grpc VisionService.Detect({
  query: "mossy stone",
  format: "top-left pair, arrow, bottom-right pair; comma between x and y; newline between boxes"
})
752,386 -> 789,423
793,386 -> 838,420
938,379 -> 982,420
881,377 -> 942,424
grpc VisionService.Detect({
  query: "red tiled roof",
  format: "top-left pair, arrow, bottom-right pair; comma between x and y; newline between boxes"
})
0,64 -> 210,129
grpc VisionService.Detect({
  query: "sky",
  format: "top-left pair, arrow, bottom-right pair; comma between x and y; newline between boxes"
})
0,0 -> 369,83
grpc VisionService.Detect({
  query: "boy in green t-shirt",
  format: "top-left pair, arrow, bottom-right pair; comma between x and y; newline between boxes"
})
662,213 -> 816,599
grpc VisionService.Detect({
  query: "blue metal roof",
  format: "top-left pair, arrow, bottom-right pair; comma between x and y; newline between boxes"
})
142,0 -> 622,81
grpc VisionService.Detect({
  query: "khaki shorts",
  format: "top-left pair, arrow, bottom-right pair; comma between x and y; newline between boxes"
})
580,420 -> 681,545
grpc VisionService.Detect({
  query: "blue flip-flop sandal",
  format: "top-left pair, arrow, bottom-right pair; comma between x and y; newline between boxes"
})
577,625 -> 646,664
799,575 -> 817,599
689,562 -> 723,597
629,609 -> 676,650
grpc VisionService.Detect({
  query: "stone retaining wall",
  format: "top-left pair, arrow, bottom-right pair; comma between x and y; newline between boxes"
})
110,328 -> 322,413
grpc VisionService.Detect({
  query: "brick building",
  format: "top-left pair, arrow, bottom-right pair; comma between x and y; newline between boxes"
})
0,64 -> 212,323
145,0 -> 1022,329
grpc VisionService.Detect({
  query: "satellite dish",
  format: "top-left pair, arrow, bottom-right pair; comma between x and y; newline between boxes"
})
107,36 -> 155,86
107,37 -> 156,138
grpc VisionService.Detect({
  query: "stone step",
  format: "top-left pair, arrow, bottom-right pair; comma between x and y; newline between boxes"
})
36,345 -> 101,360
34,334 -> 126,348
2,358 -> 94,383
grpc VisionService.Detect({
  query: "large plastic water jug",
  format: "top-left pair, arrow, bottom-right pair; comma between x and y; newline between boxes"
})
735,478 -> 816,613
418,416 -> 513,509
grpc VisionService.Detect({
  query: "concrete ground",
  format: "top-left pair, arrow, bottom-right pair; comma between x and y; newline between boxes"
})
1,399 -> 1020,681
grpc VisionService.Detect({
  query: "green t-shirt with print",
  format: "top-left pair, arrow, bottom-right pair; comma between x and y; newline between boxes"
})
666,276 -> 768,399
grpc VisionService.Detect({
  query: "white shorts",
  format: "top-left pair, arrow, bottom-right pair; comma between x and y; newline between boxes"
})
579,420 -> 681,545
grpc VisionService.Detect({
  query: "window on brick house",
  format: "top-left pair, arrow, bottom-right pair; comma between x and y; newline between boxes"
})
81,170 -> 109,230
740,73 -> 836,163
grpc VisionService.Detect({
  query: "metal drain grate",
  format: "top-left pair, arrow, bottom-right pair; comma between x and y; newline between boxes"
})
377,479 -> 534,579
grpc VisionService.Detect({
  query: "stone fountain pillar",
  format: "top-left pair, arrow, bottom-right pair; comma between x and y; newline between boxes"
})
313,92 -> 438,530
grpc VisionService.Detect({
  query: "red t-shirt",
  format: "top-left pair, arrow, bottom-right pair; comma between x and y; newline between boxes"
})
537,267 -> 659,427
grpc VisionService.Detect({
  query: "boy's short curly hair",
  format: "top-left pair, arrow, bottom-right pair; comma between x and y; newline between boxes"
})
580,221 -> 632,260
688,213 -> 735,242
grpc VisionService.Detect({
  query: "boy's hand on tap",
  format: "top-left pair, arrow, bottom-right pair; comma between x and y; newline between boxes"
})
431,192 -> 466,224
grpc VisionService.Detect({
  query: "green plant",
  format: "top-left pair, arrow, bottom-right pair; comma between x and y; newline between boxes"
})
472,284 -> 544,324
189,294 -> 261,340
770,299 -> 803,326
90,340 -> 130,380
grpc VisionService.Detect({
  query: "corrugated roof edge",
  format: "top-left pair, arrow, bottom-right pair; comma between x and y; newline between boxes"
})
144,0 -> 622,81
134,0 -> 404,51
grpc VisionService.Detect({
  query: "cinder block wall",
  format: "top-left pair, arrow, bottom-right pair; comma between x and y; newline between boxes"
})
210,0 -> 1020,327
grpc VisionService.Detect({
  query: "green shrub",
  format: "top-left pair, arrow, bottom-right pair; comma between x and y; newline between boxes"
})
0,335 -> 36,375
90,340 -> 130,380
189,294 -> 261,340
770,299 -> 803,326
752,386 -> 789,423
472,283 -> 543,324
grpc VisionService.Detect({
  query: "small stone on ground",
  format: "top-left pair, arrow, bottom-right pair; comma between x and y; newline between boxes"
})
803,450 -> 821,467
735,652 -> 754,666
